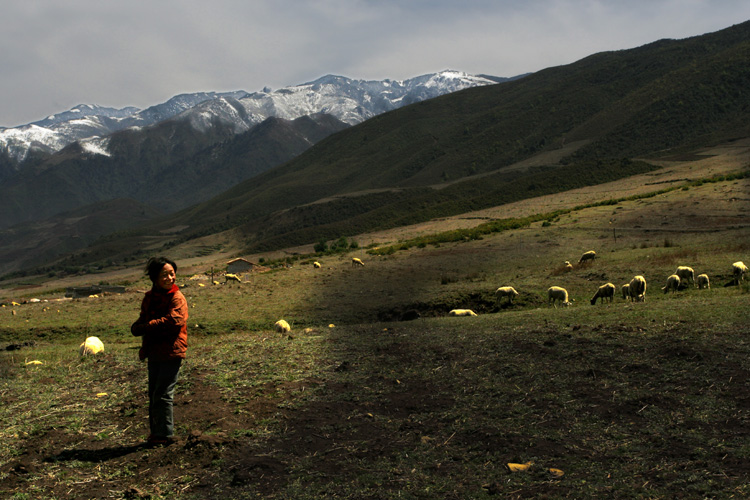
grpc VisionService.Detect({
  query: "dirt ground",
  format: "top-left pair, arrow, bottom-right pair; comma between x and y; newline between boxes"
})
4,316 -> 750,499
1,342 -> 452,498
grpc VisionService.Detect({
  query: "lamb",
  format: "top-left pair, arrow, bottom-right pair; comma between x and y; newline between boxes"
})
548,286 -> 572,307
225,273 -> 242,284
313,261 -> 321,268
495,286 -> 519,304
352,257 -> 365,267
696,273 -> 710,289
733,261 -> 748,285
274,319 -> 291,333
662,274 -> 681,294
448,309 -> 478,317
564,261 -> 573,272
79,336 -> 104,356
628,275 -> 647,302
590,283 -> 616,305
621,283 -> 631,301
674,266 -> 695,286
578,250 -> 596,264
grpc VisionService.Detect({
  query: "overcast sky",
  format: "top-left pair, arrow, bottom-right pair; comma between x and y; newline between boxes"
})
1,0 -> 749,127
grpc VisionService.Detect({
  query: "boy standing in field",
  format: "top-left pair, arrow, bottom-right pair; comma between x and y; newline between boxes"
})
131,256 -> 188,447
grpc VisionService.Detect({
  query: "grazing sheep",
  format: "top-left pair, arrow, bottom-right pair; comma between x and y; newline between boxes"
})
274,319 -> 291,333
79,336 -> 104,356
352,257 -> 365,267
674,266 -> 695,286
662,274 -> 681,294
628,275 -> 647,302
590,283 -> 616,305
313,261 -> 321,268
225,273 -> 242,284
548,286 -> 572,308
621,283 -> 631,301
449,309 -> 478,317
564,261 -> 573,272
578,250 -> 596,264
733,261 -> 748,285
696,273 -> 710,289
495,286 -> 519,304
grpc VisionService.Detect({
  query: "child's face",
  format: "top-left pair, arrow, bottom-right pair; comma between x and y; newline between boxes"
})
156,264 -> 176,290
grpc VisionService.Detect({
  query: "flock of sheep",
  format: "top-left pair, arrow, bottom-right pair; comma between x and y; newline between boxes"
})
303,253 -> 748,322
455,252 -> 748,316
68,254 -> 746,348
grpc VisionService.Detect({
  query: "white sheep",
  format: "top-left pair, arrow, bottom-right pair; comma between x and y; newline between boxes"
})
225,273 -> 242,284
662,274 -> 681,294
352,257 -> 365,267
548,286 -> 572,308
563,261 -> 573,272
628,275 -> 647,302
621,283 -> 631,301
578,250 -> 596,264
696,273 -> 710,289
274,319 -> 291,333
313,261 -> 321,268
448,309 -> 478,317
495,286 -> 519,304
79,336 -> 104,356
590,283 -> 616,305
733,261 -> 748,285
674,266 -> 695,286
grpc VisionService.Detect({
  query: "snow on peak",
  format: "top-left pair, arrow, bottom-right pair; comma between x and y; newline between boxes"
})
80,137 -> 111,157
0,70 -> 501,164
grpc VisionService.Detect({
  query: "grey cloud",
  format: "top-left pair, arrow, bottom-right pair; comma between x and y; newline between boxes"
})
1,0 -> 749,127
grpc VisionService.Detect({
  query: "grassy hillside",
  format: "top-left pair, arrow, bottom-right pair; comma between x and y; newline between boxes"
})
1,157 -> 748,498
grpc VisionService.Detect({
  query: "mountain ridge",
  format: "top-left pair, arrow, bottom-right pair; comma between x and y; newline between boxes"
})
0,70 -> 502,164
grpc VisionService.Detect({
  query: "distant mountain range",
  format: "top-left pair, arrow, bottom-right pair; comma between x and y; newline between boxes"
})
0,71 -> 504,165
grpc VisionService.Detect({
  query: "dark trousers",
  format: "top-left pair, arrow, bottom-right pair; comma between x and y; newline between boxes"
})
147,358 -> 182,438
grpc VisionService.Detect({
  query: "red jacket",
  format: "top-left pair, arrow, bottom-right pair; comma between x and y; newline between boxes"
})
131,285 -> 188,361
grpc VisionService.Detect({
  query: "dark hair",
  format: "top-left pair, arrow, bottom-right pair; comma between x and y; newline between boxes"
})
145,256 -> 177,283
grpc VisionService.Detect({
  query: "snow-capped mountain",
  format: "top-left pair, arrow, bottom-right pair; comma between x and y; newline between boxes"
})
0,71 -> 500,163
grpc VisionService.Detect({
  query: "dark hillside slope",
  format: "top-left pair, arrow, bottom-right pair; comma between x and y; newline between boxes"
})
566,32 -> 750,159
0,198 -> 162,276
141,21 -> 750,244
